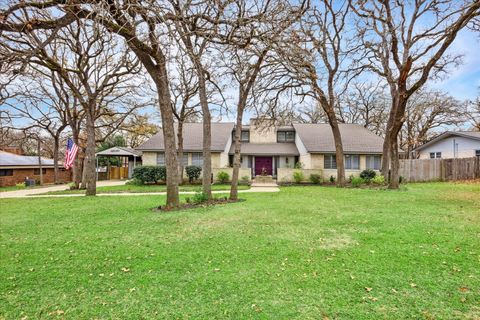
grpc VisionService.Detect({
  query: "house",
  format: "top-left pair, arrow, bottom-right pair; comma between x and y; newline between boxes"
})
413,131 -> 480,159
0,150 -> 71,187
136,118 -> 385,181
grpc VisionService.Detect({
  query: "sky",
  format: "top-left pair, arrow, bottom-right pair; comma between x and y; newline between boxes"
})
430,28 -> 480,100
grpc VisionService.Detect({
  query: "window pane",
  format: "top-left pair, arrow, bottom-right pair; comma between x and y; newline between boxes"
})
0,169 -> 13,176
366,155 -> 381,170
345,155 -> 360,170
286,131 -> 295,141
374,156 -> 381,170
324,154 -> 337,169
241,131 -> 249,142
429,153 -> 435,159
436,152 -> 441,158
156,153 -> 165,166
277,132 -> 286,142
192,153 -> 203,166
182,154 -> 188,166
476,150 -> 480,157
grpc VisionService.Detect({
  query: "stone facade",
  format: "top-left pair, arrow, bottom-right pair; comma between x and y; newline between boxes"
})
0,167 -> 72,187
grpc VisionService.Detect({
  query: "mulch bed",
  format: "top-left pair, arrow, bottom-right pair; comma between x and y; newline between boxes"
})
152,198 -> 245,212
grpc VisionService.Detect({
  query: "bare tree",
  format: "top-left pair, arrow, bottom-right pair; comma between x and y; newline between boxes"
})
400,89 -> 465,157
276,0 -> 355,186
352,0 -> 480,188
465,90 -> 480,131
0,1 -> 183,207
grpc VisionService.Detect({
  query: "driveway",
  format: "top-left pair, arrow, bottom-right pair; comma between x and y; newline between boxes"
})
0,180 -> 127,199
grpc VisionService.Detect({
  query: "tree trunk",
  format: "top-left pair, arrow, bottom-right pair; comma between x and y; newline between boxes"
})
386,96 -> 408,189
325,109 -> 346,186
53,136 -> 60,184
177,121 -> 184,184
155,80 -> 180,209
37,139 -> 43,185
229,101 -> 246,201
84,109 -> 97,196
197,68 -> 212,199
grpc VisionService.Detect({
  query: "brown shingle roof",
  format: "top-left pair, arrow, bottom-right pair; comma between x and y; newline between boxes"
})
229,143 -> 299,155
293,123 -> 384,153
0,151 -> 56,168
137,122 -> 234,152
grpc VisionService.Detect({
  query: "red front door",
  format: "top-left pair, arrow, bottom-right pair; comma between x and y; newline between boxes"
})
255,157 -> 273,176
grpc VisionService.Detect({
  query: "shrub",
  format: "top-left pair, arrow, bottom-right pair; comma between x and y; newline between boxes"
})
360,169 -> 376,182
132,166 -> 166,184
329,175 -> 336,183
185,165 -> 202,183
399,176 -> 405,184
216,171 -> 230,184
371,175 -> 385,185
294,161 -> 304,169
309,174 -> 322,184
15,183 -> 26,189
351,176 -> 364,187
293,171 -> 304,184
193,191 -> 209,204
240,175 -> 250,185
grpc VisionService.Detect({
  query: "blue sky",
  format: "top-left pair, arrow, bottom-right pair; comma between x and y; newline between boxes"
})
430,28 -> 480,100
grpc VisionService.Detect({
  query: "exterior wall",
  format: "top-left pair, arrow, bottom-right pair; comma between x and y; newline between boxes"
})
141,152 -> 157,166
212,167 -> 252,182
211,153 -> 221,168
278,156 -> 296,168
295,133 -> 311,168
277,168 -> 323,183
0,168 -> 72,187
310,154 -> 324,169
418,136 -> 480,159
141,151 -> 224,167
249,119 -> 277,143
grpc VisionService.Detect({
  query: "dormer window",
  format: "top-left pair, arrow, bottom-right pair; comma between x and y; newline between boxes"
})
241,130 -> 250,142
277,131 -> 295,142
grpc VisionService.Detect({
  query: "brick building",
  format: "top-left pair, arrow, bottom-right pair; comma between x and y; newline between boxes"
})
0,150 -> 71,187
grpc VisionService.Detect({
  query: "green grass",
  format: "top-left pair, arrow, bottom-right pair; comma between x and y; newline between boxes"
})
0,185 -> 26,192
38,183 -> 249,195
1,182 -> 479,319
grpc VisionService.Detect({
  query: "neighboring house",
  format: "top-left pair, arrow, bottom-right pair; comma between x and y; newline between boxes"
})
414,131 -> 480,159
0,150 -> 71,187
137,118 -> 385,180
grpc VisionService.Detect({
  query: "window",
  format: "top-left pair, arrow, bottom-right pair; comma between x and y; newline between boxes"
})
277,131 -> 295,142
429,152 -> 442,159
34,168 -> 47,175
324,154 -> 337,169
156,153 -> 165,166
0,169 -> 13,176
192,153 -> 203,166
366,155 -> 381,170
241,131 -> 250,142
476,150 -> 480,157
345,154 -> 360,170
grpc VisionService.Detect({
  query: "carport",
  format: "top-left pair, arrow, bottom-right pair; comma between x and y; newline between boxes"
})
95,147 -> 142,180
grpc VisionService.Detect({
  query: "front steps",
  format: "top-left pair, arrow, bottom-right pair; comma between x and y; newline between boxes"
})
251,175 -> 278,187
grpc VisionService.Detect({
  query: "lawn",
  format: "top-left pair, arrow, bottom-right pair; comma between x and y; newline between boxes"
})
1,183 -> 479,319
37,183 -> 249,195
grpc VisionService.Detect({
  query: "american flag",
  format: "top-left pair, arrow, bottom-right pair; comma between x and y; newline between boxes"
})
64,138 -> 79,170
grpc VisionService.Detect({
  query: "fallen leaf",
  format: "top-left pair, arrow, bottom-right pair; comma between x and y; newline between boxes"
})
121,267 -> 130,272
410,283 -> 417,288
458,287 -> 470,292
365,287 -> 373,292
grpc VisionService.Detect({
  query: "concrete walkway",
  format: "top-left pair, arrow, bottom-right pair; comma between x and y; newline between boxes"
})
0,180 -> 127,199
0,182 -> 279,199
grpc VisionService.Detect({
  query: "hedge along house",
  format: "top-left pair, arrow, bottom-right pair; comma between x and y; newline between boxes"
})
136,118 -> 385,181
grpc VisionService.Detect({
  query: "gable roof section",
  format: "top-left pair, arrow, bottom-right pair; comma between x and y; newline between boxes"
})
0,151 -> 56,168
414,131 -> 480,151
137,122 -> 235,152
293,123 -> 384,153
96,146 -> 142,157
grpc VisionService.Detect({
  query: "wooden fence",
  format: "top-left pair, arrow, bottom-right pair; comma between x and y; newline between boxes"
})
399,157 -> 480,182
